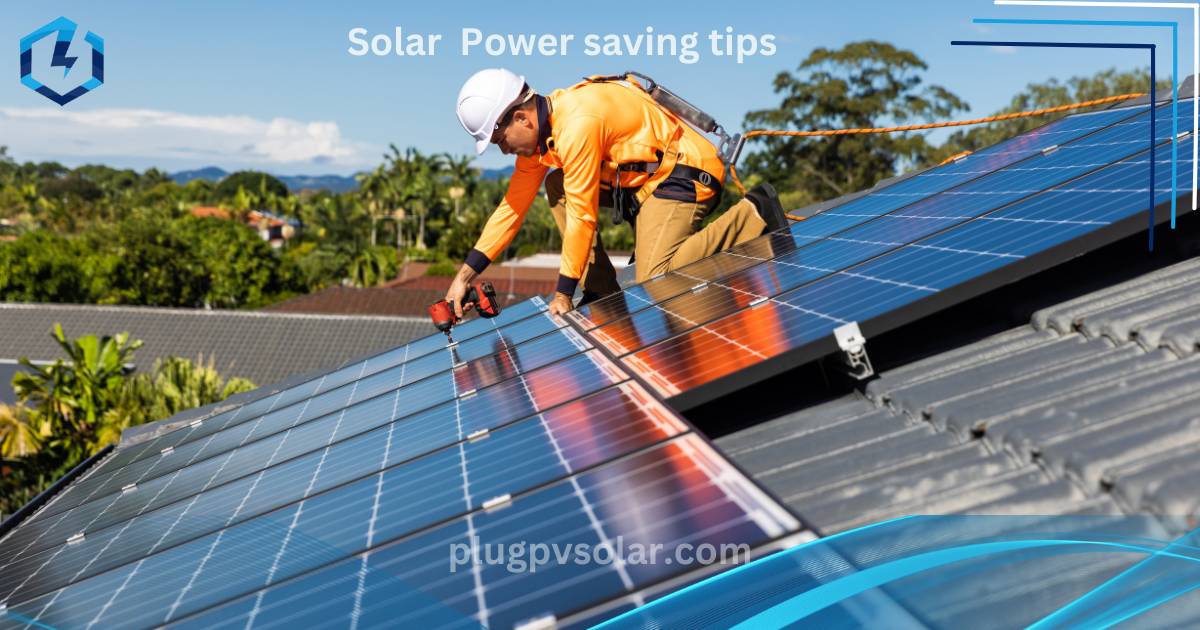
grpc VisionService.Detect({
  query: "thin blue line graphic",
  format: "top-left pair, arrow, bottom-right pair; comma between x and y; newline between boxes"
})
591,518 -> 918,629
975,18 -> 1180,229
953,40 -> 1158,250
1029,525 -> 1200,628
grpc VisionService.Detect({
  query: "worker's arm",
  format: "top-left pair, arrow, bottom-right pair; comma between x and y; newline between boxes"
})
463,154 -> 548,274
447,155 -> 547,317
549,115 -> 604,314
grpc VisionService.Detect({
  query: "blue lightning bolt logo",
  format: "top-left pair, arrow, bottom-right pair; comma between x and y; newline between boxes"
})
50,31 -> 79,78
19,16 -> 104,106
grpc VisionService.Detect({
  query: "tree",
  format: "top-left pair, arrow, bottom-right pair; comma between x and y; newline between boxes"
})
741,40 -> 968,206
349,245 -> 398,288
215,170 -> 289,200
933,67 -> 1174,162
177,216 -> 294,308
84,216 -> 212,307
357,165 -> 395,247
12,324 -> 142,460
109,355 -> 256,429
2,327 -> 256,516
0,231 -> 92,303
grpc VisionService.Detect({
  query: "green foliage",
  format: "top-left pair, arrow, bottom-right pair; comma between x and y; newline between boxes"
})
176,216 -> 295,307
424,260 -> 458,276
1,327 -> 255,517
349,245 -> 398,288
110,355 -> 258,429
0,231 -> 91,302
12,324 -> 142,461
932,67 -> 1174,163
84,216 -> 212,307
0,60 -> 1161,313
741,40 -> 968,203
215,170 -> 289,200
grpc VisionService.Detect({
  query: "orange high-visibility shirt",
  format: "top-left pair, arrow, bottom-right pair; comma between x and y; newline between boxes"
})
464,78 -> 725,296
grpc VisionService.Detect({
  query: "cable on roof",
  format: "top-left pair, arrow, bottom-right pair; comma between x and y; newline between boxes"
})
727,91 -> 1148,216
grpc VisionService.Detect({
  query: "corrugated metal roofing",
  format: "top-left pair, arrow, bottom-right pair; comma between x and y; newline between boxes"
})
0,302 -> 427,388
717,255 -> 1200,536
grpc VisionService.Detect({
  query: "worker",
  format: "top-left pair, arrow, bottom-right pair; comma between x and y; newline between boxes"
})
445,68 -> 787,317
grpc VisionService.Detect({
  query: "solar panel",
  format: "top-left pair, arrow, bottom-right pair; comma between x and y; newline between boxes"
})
593,102 -> 1191,407
0,298 -> 802,628
572,103 -> 1150,330
158,435 -> 795,630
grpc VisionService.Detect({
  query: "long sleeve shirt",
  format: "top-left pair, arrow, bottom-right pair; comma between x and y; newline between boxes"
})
465,77 -> 726,296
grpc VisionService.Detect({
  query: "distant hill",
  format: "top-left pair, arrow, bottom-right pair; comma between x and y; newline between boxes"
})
481,166 -> 515,180
172,163 -> 516,193
171,167 -> 359,193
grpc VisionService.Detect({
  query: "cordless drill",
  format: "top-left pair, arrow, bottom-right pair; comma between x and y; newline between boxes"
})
428,281 -> 500,343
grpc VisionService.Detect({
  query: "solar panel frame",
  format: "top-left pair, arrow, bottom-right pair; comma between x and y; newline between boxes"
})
19,309 -> 574,527
152,434 -> 802,630
81,297 -> 553,480
620,126 -> 1192,410
574,101 -> 1183,365
571,103 -> 1150,330
0,292 -> 807,629
0,325 -> 616,570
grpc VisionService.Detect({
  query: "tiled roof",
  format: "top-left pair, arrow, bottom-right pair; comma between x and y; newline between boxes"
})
0,303 -> 427,389
388,275 -> 558,297
263,284 -> 544,317
717,255 -> 1200,536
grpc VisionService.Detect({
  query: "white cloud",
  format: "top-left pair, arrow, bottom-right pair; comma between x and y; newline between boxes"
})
0,107 -> 378,172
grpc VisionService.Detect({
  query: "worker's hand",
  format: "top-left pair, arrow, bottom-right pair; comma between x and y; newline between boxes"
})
547,292 -> 574,316
446,265 -> 479,319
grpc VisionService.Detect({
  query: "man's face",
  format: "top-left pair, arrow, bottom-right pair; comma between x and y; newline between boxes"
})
493,107 -> 538,158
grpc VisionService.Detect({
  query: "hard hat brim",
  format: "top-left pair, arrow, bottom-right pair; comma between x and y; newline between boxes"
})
475,136 -> 490,155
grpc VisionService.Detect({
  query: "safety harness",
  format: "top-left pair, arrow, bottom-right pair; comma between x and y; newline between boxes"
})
583,73 -> 726,227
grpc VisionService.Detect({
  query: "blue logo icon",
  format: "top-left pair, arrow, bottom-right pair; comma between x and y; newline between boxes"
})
20,17 -> 104,106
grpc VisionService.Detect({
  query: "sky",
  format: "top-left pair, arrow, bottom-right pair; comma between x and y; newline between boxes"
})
0,0 -> 1194,176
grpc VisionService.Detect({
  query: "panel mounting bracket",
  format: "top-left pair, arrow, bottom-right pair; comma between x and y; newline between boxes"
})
832,322 -> 874,380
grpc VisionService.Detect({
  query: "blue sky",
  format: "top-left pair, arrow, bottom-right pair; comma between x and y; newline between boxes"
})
0,0 -> 1193,175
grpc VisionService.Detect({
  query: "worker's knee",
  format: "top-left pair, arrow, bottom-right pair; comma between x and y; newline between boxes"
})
543,169 -> 565,207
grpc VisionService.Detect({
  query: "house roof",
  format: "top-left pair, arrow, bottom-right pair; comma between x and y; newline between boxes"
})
0,302 -> 427,389
716,254 -> 1200,537
262,284 -> 546,317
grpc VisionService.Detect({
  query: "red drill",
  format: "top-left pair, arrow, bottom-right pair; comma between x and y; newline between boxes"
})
428,281 -> 500,343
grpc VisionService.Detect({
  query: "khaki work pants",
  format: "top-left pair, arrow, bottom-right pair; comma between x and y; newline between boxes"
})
544,169 -> 766,294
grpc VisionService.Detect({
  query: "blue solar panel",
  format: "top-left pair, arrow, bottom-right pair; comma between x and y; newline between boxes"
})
157,435 -> 795,630
87,297 -> 552,477
0,321 -> 602,566
614,112 -> 1192,403
581,101 -> 1188,358
572,103 -> 1151,330
0,297 -> 802,627
25,308 -> 571,525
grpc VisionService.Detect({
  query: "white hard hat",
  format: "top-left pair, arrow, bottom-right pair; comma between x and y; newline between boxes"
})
456,68 -> 526,155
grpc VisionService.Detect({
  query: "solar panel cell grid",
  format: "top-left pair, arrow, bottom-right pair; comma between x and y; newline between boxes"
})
572,103 -> 1150,329
73,298 -> 551,484
0,391 -> 716,629
0,347 -> 624,574
157,435 -> 796,630
622,131 -> 1193,400
586,102 -> 1187,358
22,315 -> 575,528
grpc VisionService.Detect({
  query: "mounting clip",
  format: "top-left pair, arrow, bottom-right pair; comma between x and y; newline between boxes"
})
832,322 -> 874,380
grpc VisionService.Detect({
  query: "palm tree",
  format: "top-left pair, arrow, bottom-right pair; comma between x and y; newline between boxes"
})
357,165 -> 395,247
0,403 -> 40,459
443,154 -> 477,220
12,324 -> 141,459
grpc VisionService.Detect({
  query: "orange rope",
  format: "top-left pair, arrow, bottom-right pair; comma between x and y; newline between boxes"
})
728,91 -> 1146,200
939,150 -> 973,166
